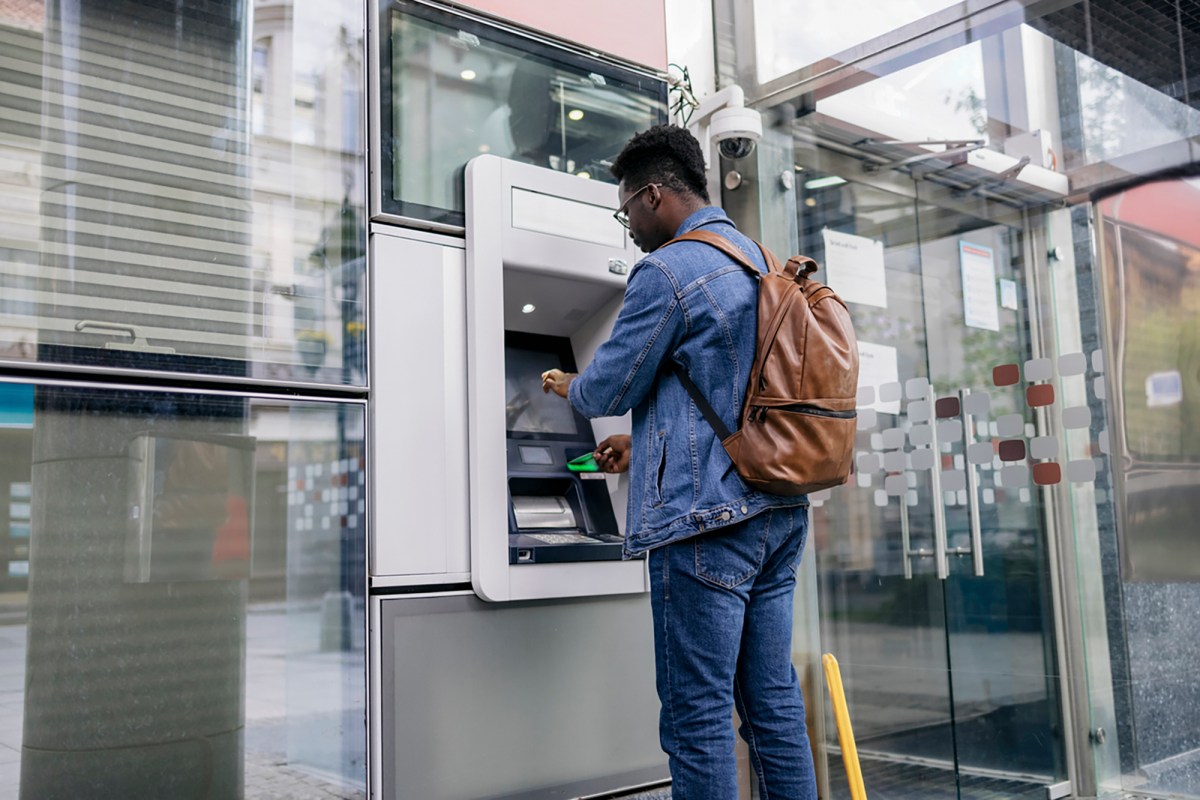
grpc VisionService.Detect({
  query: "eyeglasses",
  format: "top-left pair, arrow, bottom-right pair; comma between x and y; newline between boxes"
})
612,183 -> 659,229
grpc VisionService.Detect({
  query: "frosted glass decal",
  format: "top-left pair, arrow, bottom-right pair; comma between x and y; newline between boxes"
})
982,488 -> 996,504
1068,459 -> 1098,483
858,472 -> 874,488
874,490 -> 889,507
857,386 -> 876,405
1098,430 -> 1110,454
1031,436 -> 1059,459
1091,349 -> 1105,373
879,382 -> 903,403
908,400 -> 931,421
967,443 -> 993,464
1000,465 -> 1030,487
870,432 -> 885,450
959,241 -> 1000,331
857,452 -> 882,473
884,452 -> 907,472
1024,358 -> 1053,381
909,424 -> 932,446
993,364 -> 1020,386
1027,384 -> 1055,407
937,420 -> 963,443
935,397 -> 961,419
911,449 -> 936,470
997,414 -> 1024,437
1093,377 -> 1107,400
905,377 -> 930,399
881,428 -> 906,449
1033,462 -> 1062,485
1058,352 -> 1087,376
941,470 -> 966,492
963,392 -> 991,416
857,408 -> 879,430
885,475 -> 908,496
1062,406 -> 1092,429
998,440 -> 1026,461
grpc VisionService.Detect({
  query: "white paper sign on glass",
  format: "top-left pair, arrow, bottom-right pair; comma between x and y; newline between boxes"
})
1000,278 -> 1018,309
822,228 -> 888,308
959,241 -> 1000,331
857,340 -> 901,414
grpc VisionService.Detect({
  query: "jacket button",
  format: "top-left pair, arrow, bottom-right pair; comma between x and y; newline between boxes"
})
740,505 -> 748,514
720,511 -> 731,521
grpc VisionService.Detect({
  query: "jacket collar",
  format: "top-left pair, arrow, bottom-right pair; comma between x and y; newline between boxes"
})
674,206 -> 735,238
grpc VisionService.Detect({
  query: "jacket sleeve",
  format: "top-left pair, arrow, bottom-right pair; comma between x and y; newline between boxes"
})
569,260 -> 685,419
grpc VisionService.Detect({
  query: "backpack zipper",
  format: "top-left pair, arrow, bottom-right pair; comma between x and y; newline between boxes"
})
752,404 -> 857,422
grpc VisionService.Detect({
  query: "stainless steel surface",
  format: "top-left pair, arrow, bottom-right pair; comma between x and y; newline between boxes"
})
928,390 -> 950,580
511,495 -> 577,530
900,500 -> 914,580
960,389 -> 986,577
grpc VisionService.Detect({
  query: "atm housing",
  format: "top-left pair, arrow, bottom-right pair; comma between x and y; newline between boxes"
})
465,154 -> 647,602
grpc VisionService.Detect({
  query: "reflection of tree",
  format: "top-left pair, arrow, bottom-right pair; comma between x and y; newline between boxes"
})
1075,51 -> 1200,163
951,87 -> 988,138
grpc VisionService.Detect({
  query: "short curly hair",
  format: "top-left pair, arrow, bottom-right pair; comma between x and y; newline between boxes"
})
610,124 -> 710,203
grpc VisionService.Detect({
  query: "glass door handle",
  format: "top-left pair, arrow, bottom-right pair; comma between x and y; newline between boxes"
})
958,389 -> 986,577
927,390 -> 950,580
899,500 -> 937,580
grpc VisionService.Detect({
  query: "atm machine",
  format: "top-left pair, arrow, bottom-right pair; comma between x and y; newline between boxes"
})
371,159 -> 666,800
465,154 -> 647,602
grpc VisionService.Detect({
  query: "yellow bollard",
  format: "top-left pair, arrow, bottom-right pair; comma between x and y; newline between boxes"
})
822,653 -> 868,800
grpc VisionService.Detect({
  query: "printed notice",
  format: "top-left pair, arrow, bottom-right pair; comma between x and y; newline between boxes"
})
823,229 -> 888,308
857,341 -> 901,414
1000,278 -> 1018,310
959,241 -> 1000,331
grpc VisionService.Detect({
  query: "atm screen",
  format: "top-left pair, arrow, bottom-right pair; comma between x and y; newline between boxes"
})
504,344 -> 581,437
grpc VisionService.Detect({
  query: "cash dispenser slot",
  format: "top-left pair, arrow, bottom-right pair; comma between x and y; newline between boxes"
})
511,492 -> 577,530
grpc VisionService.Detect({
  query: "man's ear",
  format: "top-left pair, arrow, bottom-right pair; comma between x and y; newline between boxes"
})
646,183 -> 662,211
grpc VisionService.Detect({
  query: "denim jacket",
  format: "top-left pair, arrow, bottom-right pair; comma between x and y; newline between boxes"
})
568,206 -> 807,555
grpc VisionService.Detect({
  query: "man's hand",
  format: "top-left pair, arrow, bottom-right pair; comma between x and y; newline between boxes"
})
593,434 -> 632,474
541,369 -> 575,399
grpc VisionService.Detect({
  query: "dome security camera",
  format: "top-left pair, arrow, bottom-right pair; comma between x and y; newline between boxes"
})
710,105 -> 762,161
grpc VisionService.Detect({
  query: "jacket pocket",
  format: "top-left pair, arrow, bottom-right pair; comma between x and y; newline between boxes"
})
650,430 -> 666,508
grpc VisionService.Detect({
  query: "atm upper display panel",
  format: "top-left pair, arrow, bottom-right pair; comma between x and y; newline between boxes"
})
503,341 -> 582,438
381,1 -> 667,227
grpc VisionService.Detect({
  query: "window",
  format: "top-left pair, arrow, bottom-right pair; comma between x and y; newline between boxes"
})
380,0 -> 667,226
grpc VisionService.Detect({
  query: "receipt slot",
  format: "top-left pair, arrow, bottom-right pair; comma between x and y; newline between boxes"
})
466,155 -> 647,602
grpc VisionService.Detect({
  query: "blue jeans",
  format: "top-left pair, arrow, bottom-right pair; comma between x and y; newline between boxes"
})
648,506 -> 816,800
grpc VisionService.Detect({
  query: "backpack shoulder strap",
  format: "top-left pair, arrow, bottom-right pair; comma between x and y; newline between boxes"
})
666,361 -> 732,441
665,230 -> 767,278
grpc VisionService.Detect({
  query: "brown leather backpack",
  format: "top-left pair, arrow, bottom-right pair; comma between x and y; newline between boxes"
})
666,230 -> 859,496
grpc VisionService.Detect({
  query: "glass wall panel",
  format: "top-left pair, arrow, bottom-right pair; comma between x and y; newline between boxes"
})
381,0 -> 667,226
739,0 -> 1200,794
0,380 -> 365,798
0,0 -> 366,385
752,0 -> 961,84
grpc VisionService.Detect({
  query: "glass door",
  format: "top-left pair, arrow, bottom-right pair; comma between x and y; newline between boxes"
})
797,170 -> 1068,798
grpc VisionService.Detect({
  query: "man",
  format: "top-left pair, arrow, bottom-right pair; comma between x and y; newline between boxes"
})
540,125 -> 816,799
